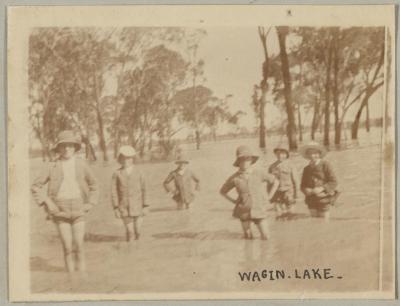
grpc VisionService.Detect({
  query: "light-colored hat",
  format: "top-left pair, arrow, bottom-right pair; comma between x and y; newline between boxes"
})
175,153 -> 189,164
273,144 -> 289,156
54,130 -> 81,152
233,145 -> 259,167
300,141 -> 327,159
118,145 -> 137,159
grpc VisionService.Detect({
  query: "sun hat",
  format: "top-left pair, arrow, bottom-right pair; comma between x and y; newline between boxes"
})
273,144 -> 290,157
118,145 -> 137,160
175,152 -> 189,164
54,130 -> 81,152
233,145 -> 259,167
300,141 -> 327,159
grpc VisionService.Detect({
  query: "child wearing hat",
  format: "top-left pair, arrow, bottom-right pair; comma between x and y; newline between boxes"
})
300,141 -> 338,221
268,144 -> 298,220
31,130 -> 98,273
163,153 -> 200,210
220,145 -> 279,240
111,145 -> 149,241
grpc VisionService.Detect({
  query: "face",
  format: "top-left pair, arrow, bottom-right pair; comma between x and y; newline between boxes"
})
276,150 -> 288,161
177,162 -> 187,170
120,156 -> 134,167
307,149 -> 321,162
238,157 -> 253,171
58,143 -> 76,159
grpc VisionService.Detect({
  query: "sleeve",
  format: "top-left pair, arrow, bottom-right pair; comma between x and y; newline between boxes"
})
31,164 -> 51,206
163,172 -> 175,192
219,174 -> 235,195
84,162 -> 99,206
261,169 -> 276,185
322,161 -> 337,193
300,167 -> 308,195
290,165 -> 299,198
191,171 -> 200,191
111,172 -> 119,209
141,174 -> 148,207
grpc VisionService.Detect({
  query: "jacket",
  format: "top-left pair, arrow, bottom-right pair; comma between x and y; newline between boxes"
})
31,158 -> 98,206
268,159 -> 298,197
163,169 -> 200,204
220,168 -> 275,219
111,167 -> 148,217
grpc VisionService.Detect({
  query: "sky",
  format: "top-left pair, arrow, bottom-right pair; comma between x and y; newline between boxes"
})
194,27 -> 384,131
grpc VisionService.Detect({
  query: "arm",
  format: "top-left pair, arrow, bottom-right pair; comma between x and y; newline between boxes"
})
84,162 -> 99,207
322,161 -> 338,193
111,172 -> 119,209
191,171 -> 200,191
163,172 -> 175,193
291,165 -> 299,198
31,164 -> 60,213
219,175 -> 237,205
265,174 -> 279,201
141,174 -> 149,208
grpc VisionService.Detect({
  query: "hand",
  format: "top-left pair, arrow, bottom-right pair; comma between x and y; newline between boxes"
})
304,188 -> 314,195
83,203 -> 93,213
313,187 -> 324,194
114,208 -> 121,219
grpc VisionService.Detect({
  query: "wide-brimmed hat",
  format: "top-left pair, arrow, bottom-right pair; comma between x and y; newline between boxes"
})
118,145 -> 137,160
300,141 -> 327,159
175,153 -> 189,164
273,144 -> 289,157
54,130 -> 81,152
233,145 -> 259,167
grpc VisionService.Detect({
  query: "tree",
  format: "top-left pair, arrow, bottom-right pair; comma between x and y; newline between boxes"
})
276,26 -> 298,150
256,26 -> 272,150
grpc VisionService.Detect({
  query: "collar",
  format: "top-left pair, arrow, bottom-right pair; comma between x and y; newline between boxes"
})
310,159 -> 321,166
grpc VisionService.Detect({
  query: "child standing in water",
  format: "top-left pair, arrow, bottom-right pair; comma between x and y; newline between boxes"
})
31,130 -> 98,273
111,146 -> 149,241
268,144 -> 298,220
220,145 -> 279,240
300,141 -> 338,221
163,153 -> 200,210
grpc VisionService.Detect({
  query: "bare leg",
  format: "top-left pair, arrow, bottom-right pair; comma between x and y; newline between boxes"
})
124,220 -> 134,242
56,222 -> 74,273
240,221 -> 252,239
133,217 -> 143,240
72,221 -> 86,272
309,209 -> 318,218
319,210 -> 330,222
255,219 -> 269,240
274,203 -> 283,218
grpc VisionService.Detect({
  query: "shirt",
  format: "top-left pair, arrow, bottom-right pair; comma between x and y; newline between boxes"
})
57,157 -> 82,200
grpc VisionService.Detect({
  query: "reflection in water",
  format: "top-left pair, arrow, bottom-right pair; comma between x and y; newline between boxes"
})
239,239 -> 277,270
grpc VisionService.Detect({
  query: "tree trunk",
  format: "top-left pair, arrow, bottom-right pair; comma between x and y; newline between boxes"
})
95,107 -> 108,162
81,135 -> 97,161
323,37 -> 333,146
365,101 -> 370,132
276,26 -> 297,150
259,92 -> 266,149
311,98 -> 320,141
332,28 -> 341,145
195,129 -> 201,150
297,97 -> 303,142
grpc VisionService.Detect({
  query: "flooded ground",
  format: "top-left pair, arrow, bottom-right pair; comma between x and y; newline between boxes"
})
29,134 -> 394,295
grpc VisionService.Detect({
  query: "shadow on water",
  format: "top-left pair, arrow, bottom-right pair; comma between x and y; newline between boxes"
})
150,206 -> 179,213
153,229 -> 244,240
30,256 -> 65,273
85,233 -> 125,242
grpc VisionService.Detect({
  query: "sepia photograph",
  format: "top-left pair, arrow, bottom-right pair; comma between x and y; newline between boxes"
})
7,5 -> 395,301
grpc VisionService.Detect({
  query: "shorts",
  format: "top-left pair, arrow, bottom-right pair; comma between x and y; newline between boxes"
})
271,190 -> 295,206
53,198 -> 85,224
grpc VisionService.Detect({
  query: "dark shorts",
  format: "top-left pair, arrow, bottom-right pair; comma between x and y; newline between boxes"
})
53,198 -> 85,224
271,190 -> 295,206
305,192 -> 338,211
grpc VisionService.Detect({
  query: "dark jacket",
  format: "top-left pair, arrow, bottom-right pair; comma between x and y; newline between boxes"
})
31,158 -> 98,206
300,160 -> 338,208
163,169 -> 200,204
111,167 -> 148,217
